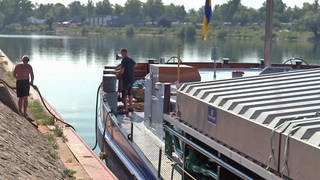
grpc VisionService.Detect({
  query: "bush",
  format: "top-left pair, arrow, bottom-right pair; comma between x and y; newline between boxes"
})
47,148 -> 57,159
45,134 -> 58,149
217,29 -> 227,39
184,25 -> 196,39
81,26 -> 89,35
177,26 -> 185,38
53,125 -> 63,137
124,25 -> 135,37
177,24 -> 196,40
5,23 -> 22,32
64,169 -> 76,180
43,116 -> 55,125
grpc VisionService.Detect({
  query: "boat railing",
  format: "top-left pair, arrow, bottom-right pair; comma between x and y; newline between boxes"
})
101,90 -> 200,180
282,57 -> 309,65
166,56 -> 181,64
127,125 -> 199,180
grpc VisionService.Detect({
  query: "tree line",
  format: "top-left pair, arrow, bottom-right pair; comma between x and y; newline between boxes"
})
0,0 -> 319,38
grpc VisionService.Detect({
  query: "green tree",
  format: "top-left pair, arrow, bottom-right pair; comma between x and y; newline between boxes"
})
35,3 -> 68,23
301,10 -> 320,38
34,4 -> 53,19
164,4 -> 175,20
68,1 -> 85,17
217,0 -> 240,23
53,3 -> 68,22
113,4 -> 124,16
315,0 -> 319,10
233,6 -> 259,25
0,0 -> 33,25
197,7 -> 204,23
17,0 -> 34,23
96,0 -> 112,15
0,12 -> 5,28
176,6 -> 186,21
164,4 -> 186,22
274,0 -> 287,22
46,17 -> 54,30
185,9 -> 199,24
285,6 -> 303,23
259,0 -> 287,24
143,0 -> 165,23
87,0 -> 94,16
0,0 -> 14,25
124,0 -> 142,18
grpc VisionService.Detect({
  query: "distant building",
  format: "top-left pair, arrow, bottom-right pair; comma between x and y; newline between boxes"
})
223,22 -> 232,26
87,15 -> 112,26
27,17 -> 46,25
171,21 -> 182,27
70,16 -> 85,25
86,15 -> 142,27
110,16 -> 142,27
280,22 -> 294,28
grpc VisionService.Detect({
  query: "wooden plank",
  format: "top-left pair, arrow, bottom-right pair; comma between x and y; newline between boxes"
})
64,128 -> 117,180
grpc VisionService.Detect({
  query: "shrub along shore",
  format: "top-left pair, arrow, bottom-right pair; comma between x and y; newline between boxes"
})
2,24 -> 314,42
56,25 -> 315,41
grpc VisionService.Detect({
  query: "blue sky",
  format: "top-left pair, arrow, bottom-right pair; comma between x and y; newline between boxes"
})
31,0 -> 315,10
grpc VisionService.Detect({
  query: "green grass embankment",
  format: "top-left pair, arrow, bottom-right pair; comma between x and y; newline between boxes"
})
28,100 -> 55,125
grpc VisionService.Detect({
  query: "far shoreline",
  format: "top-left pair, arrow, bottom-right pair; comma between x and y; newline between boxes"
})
0,25 -> 315,42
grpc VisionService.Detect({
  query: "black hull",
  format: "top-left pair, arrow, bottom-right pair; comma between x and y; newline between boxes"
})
97,95 -> 158,180
97,123 -> 135,180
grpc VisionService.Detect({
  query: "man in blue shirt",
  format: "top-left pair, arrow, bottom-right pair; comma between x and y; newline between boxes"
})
117,48 -> 136,114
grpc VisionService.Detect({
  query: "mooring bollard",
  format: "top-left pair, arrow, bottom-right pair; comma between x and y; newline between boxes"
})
103,74 -> 117,113
103,69 -> 116,75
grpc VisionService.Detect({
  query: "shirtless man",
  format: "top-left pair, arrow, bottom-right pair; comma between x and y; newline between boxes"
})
13,55 -> 34,116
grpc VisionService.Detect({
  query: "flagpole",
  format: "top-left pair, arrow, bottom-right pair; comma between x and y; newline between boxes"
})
264,0 -> 273,67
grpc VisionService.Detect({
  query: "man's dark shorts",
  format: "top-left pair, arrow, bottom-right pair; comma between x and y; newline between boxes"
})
122,83 -> 133,98
16,79 -> 30,97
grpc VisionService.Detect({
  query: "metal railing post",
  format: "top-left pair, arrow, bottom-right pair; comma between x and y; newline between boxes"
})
158,148 -> 162,178
130,122 -> 133,142
163,83 -> 171,114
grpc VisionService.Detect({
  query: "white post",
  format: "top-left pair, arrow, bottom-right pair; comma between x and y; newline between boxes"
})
211,47 -> 219,79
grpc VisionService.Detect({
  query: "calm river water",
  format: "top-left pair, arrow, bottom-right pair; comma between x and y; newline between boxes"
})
0,34 -> 319,148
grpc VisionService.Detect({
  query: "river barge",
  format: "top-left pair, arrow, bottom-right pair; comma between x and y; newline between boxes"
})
95,59 -> 320,180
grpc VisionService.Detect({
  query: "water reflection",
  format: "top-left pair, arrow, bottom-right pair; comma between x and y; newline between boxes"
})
0,34 -> 319,65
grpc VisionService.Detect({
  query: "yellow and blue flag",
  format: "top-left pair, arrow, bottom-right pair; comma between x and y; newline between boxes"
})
202,0 -> 212,40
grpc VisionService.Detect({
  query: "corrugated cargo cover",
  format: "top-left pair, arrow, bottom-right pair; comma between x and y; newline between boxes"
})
177,68 -> 320,180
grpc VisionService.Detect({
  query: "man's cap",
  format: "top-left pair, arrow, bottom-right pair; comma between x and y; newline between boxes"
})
120,48 -> 127,53
21,55 -> 29,62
